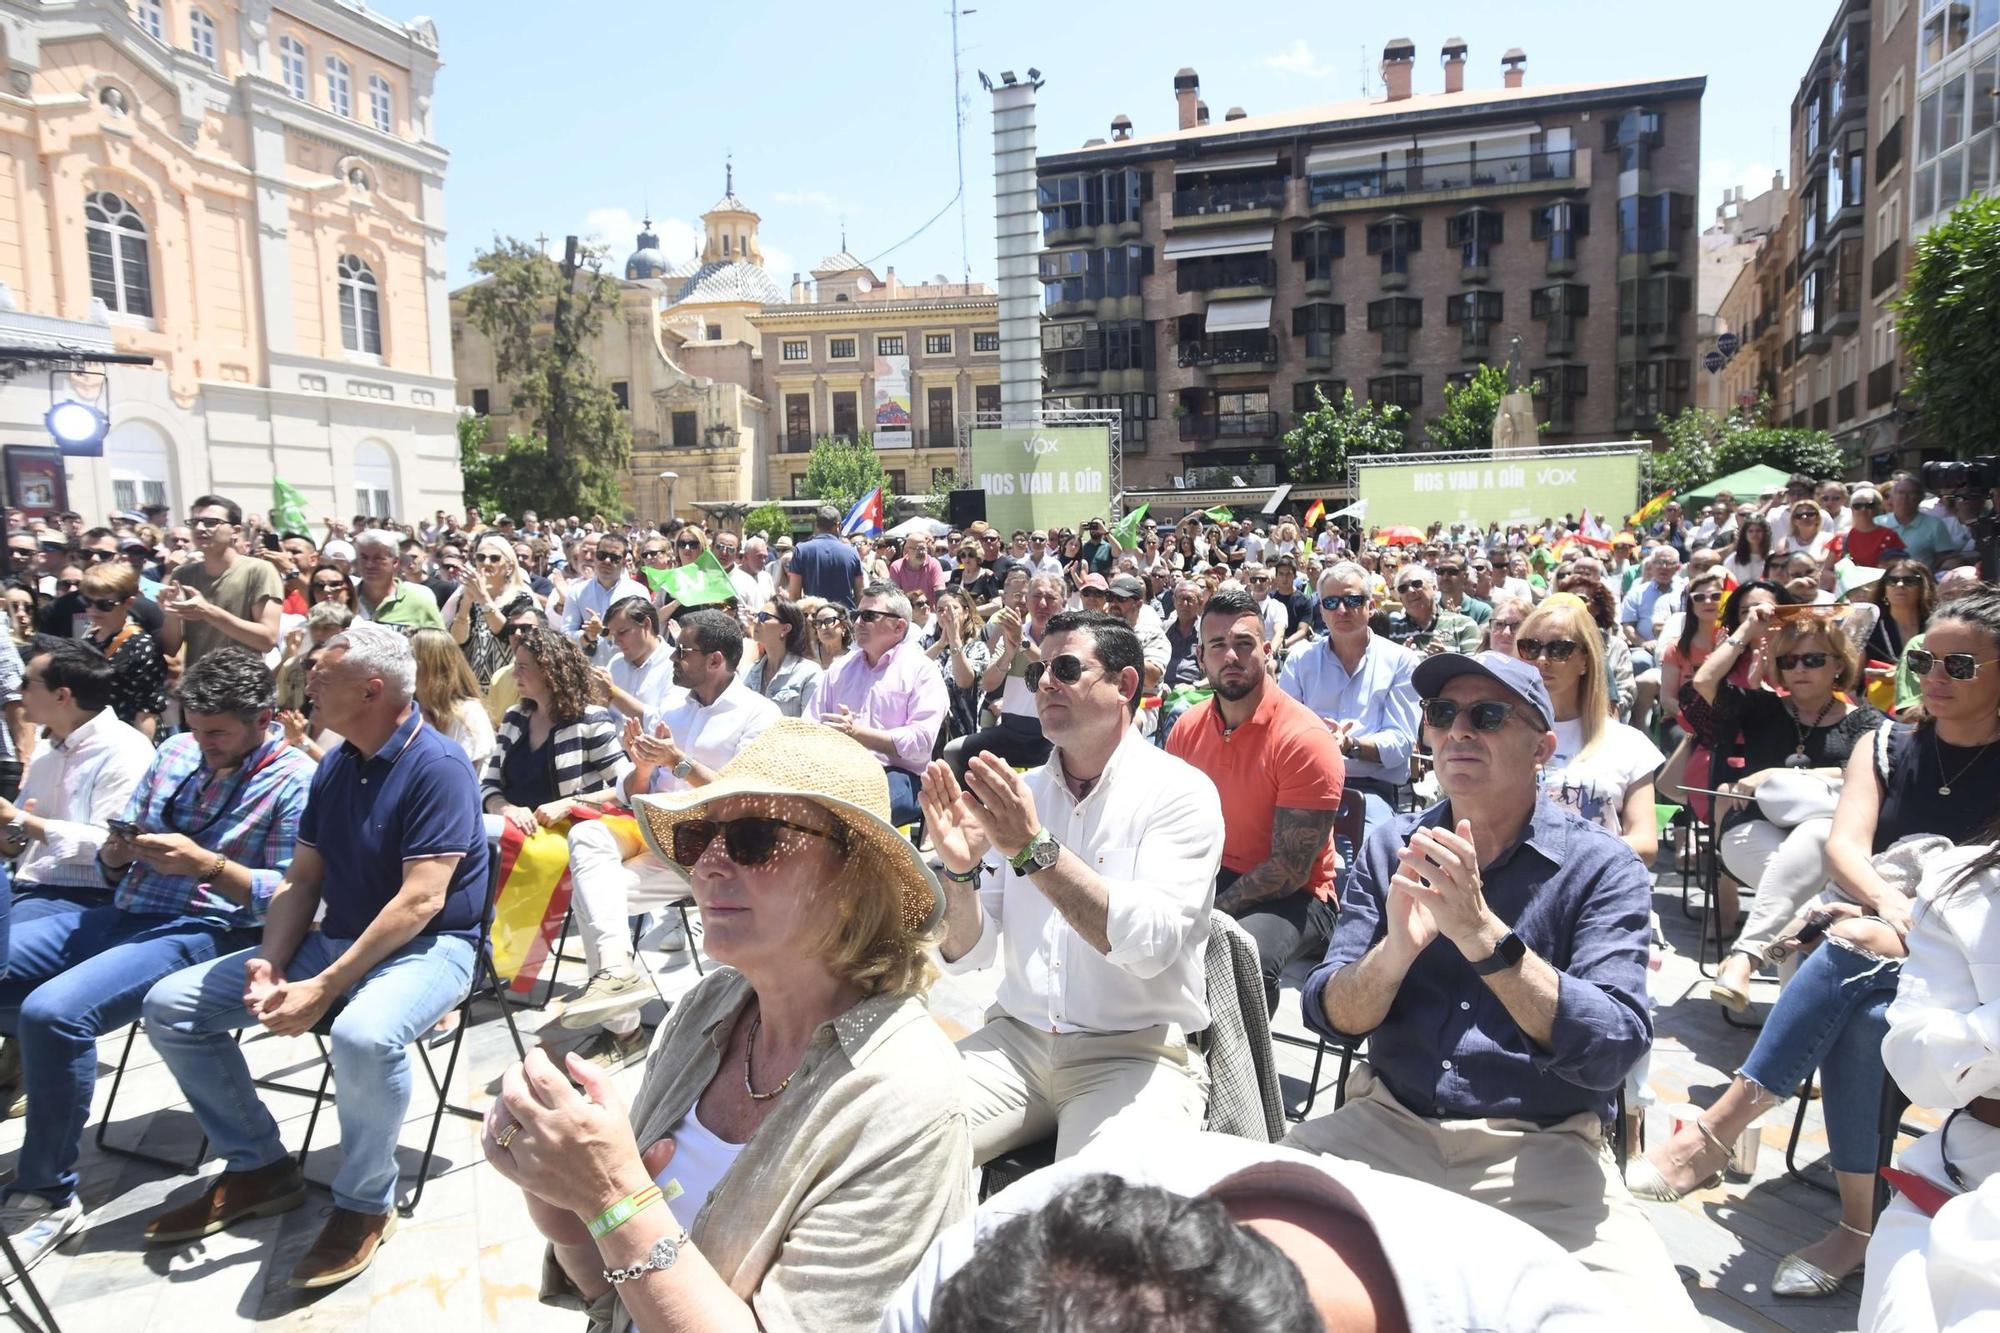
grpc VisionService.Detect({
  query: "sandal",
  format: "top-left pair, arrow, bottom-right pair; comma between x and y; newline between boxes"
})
1706,980 -> 1751,1014
1626,1118 -> 1732,1202
1773,1221 -> 1870,1297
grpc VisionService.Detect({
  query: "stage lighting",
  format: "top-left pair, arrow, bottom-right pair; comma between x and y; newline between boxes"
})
46,399 -> 108,454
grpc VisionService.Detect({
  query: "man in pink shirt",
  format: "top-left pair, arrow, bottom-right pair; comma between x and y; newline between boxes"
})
889,534 -> 948,601
812,581 -> 949,824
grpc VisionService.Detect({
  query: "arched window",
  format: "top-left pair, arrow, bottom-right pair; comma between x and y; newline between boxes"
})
367,74 -> 393,134
135,0 -> 163,40
354,441 -> 395,519
189,10 -> 217,67
325,56 -> 352,118
278,36 -> 307,99
338,254 -> 381,354
85,192 -> 153,318
105,419 -> 174,514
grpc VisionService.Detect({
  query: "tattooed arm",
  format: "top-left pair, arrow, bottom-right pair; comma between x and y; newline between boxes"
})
1215,806 -> 1339,916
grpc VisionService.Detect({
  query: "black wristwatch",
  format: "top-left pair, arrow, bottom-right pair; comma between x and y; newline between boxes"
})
1470,930 -> 1527,975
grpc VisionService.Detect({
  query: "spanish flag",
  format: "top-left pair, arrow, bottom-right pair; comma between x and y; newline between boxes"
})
488,807 -> 646,992
1631,489 -> 1674,527
1303,499 -> 1326,529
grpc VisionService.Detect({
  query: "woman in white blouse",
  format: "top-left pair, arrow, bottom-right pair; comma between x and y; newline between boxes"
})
1861,824 -> 2000,1331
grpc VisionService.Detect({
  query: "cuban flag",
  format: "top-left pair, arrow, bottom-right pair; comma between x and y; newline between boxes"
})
840,486 -> 884,537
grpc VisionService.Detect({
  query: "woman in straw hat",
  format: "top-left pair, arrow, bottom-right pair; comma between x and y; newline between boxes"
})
482,718 -> 969,1332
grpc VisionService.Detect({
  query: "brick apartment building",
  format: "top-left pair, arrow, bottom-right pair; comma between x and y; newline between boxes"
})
1035,41 -> 1705,491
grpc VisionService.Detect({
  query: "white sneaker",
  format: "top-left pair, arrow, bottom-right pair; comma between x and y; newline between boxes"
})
0,1192 -> 82,1274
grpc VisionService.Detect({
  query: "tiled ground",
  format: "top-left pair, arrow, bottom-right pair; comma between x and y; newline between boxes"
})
0,866 -> 1897,1330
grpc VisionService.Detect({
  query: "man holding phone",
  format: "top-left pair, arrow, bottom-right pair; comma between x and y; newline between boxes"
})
0,648 -> 313,1272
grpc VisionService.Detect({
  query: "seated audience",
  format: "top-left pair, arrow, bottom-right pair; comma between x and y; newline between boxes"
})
809,583 -> 947,827
743,596 -> 822,718
443,534 -> 535,689
805,598 -> 852,670
77,562 -> 167,737
350,528 -> 443,630
410,627 -> 495,766
945,571 -> 1061,777
1369,565 -> 1479,656
481,627 -> 627,838
478,595 -> 544,727
596,595 -> 677,721
1865,558 -> 1933,669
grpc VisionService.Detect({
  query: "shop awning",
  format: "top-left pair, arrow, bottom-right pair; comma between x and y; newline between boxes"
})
1305,142 -> 1387,174
1162,226 -> 1275,260
1205,297 -> 1272,333
1412,122 -> 1539,153
1173,152 -> 1280,175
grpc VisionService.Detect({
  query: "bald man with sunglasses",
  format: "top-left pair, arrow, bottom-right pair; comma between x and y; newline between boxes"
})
1283,651 -> 1695,1329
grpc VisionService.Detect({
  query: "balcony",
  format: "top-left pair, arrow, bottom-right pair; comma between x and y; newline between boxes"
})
1872,240 -> 1902,298
1812,397 -> 1831,429
783,431 -> 813,454
1752,310 -> 1774,338
1307,148 -> 1581,212
1876,117 -> 1903,184
1545,316 -> 1577,358
1868,362 -> 1896,408
1176,332 -> 1278,368
1837,382 -> 1857,422
1172,176 -> 1287,220
1178,410 -> 1282,442
1175,253 -> 1277,294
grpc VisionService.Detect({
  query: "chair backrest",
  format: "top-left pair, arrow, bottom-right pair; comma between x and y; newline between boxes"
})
1333,790 -> 1366,849
1198,911 -> 1287,1143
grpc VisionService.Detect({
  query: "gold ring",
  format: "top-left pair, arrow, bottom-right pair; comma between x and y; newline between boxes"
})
496,1122 -> 520,1150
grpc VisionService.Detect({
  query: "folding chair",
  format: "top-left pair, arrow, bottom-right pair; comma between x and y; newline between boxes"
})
1786,1069 -> 1918,1219
0,1227 -> 61,1333
1272,791 -> 1364,1121
94,1020 -> 211,1175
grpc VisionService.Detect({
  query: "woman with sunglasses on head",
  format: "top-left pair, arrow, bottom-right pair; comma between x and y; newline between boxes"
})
77,561 -> 167,739
744,598 -> 822,719
1633,589 -> 2000,1301
481,627 -> 628,838
1865,557 -> 1934,669
486,721 -> 967,1332
443,535 -> 537,691
803,599 -> 851,671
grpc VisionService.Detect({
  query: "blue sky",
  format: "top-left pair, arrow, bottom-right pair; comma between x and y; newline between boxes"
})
424,0 -> 1819,287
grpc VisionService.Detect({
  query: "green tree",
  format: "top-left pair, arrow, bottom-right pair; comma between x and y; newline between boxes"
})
742,501 -> 794,542
1646,403 -> 1846,495
1898,193 -> 2000,456
457,413 -> 499,514
1281,387 -> 1407,483
459,236 -> 631,515
1425,363 -> 1540,452
802,434 -> 900,519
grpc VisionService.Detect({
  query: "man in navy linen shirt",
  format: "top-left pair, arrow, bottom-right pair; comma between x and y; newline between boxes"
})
142,622 -> 486,1292
1282,651 -> 1698,1332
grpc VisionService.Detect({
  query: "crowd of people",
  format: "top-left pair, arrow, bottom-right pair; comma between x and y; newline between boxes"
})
0,468 -> 1990,1330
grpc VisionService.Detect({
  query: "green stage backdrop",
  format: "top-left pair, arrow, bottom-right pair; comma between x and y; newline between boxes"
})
1355,451 -> 1642,528
966,426 -> 1113,534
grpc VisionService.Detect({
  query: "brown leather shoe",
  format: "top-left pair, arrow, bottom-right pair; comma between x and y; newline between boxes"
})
288,1206 -> 398,1289
145,1157 -> 308,1244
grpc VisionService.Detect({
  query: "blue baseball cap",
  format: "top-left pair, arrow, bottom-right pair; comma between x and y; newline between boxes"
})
1411,650 -> 1555,732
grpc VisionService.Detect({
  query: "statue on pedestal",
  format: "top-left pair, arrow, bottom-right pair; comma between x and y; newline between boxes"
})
1492,335 -> 1538,455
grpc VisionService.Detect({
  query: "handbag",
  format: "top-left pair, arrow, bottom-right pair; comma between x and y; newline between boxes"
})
1754,769 -> 1842,827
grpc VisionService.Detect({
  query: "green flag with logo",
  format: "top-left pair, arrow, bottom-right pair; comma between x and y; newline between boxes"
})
1202,505 -> 1234,522
1110,503 -> 1148,550
272,478 -> 311,538
644,549 -> 736,607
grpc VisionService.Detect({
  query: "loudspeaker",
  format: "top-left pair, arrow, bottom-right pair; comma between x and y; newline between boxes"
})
946,489 -> 986,527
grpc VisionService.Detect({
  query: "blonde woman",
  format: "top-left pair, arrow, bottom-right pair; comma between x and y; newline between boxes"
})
1478,592 -> 1533,658
444,534 -> 537,689
411,626 -> 496,765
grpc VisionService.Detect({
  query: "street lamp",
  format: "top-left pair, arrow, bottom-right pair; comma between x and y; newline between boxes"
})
658,470 -> 678,522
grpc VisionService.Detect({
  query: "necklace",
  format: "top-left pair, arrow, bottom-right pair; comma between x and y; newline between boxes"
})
1784,695 -> 1838,767
1932,729 -> 2000,797
743,1014 -> 799,1102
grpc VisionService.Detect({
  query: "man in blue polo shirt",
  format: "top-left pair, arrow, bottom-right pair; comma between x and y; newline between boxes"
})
141,621 -> 487,1291
785,503 -> 865,608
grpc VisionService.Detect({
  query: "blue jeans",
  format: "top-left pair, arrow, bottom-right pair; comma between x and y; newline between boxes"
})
885,768 -> 922,828
0,904 -> 254,1205
143,931 -> 475,1215
1740,938 -> 1898,1175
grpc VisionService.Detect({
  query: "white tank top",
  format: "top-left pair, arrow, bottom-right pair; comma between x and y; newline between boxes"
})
654,1103 -> 747,1233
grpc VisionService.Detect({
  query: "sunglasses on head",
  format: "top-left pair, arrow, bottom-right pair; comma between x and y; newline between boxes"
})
668,815 -> 844,869
854,608 -> 903,624
1319,593 -> 1369,611
1906,648 -> 1996,680
1421,698 -> 1522,732
1776,651 -> 1832,671
1024,653 -> 1089,691
1515,637 -> 1580,662
83,596 -> 124,611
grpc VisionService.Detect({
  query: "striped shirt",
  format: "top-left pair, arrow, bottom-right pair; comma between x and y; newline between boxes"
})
480,702 -> 628,808
113,730 -> 316,925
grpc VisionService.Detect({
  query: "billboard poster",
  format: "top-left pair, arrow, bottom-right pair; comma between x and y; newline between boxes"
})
966,425 -> 1112,534
3,445 -> 67,518
1354,450 -> 1642,529
873,353 -> 912,449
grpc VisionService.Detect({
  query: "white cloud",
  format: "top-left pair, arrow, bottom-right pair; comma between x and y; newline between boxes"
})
761,241 -> 798,281
1263,39 -> 1331,79
773,189 -> 844,213
579,207 -> 700,266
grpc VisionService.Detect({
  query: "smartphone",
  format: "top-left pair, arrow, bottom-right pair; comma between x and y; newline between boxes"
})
260,531 -> 282,552
105,817 -> 141,839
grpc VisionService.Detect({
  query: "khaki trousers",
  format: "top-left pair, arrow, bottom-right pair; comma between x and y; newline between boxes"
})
1283,1063 -> 1701,1333
956,1009 -> 1209,1164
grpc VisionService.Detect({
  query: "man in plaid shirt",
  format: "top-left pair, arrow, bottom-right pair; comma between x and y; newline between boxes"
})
0,647 -> 314,1271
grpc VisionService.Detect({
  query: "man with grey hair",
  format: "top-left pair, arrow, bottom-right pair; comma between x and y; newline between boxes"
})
1371,565 -> 1478,656
1282,561 -> 1420,828
811,580 -> 946,823
946,571 -> 1063,777
350,528 -> 443,630
141,621 -> 489,1290
737,534 -> 775,604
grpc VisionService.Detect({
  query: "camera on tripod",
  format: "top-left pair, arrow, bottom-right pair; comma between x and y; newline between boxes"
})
1921,455 -> 2000,491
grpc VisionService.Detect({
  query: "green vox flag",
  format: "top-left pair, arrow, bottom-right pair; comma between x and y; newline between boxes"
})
1202,505 -> 1234,522
272,478 -> 311,538
1110,503 -> 1149,549
646,549 -> 735,607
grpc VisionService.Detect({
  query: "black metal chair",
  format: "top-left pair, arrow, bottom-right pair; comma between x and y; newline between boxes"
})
0,1226 -> 61,1332
1271,792 -> 1365,1121
1785,1069 -> 1916,1219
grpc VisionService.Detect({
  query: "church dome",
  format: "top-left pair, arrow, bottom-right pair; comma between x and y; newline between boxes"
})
624,218 -> 669,281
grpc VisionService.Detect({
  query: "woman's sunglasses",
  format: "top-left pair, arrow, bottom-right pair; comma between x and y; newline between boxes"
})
1906,649 -> 1996,680
1775,652 -> 1831,671
1489,619 -> 1523,633
476,553 -> 507,565
1515,637 -> 1580,662
675,539 -> 703,550
313,580 -> 349,592
1421,699 -> 1521,732
814,615 -> 845,628
668,815 -> 843,869
1884,574 -> 1926,588
1024,653 -> 1088,691
1688,591 -> 1724,605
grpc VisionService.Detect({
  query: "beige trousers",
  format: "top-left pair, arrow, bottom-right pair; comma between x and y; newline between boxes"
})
956,1009 -> 1209,1164
1282,1063 -> 1701,1333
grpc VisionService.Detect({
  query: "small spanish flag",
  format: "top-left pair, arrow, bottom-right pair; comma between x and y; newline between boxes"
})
1631,489 -> 1674,527
1303,499 -> 1326,529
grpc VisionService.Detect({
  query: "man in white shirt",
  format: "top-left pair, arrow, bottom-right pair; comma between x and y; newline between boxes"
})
921,610 -> 1224,1163
736,535 -> 777,606
712,530 -> 764,608
559,608 -> 779,1064
1244,563 -> 1289,644
1105,574 -> 1168,694
564,532 -> 649,667
1025,530 -> 1065,577
596,596 -> 678,720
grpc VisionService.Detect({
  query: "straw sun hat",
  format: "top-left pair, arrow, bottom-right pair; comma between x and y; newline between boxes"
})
631,718 -> 945,937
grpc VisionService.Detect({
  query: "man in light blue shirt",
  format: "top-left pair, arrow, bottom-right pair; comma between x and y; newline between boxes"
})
563,532 -> 649,667
1278,562 -> 1420,845
1883,472 -> 1973,572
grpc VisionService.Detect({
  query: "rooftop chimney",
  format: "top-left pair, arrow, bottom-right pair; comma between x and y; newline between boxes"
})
1224,106 -> 1246,121
1501,47 -> 1527,89
1174,68 -> 1200,130
1382,38 -> 1416,102
1442,37 -> 1467,95
1111,113 -> 1132,141
1196,99 -> 1209,125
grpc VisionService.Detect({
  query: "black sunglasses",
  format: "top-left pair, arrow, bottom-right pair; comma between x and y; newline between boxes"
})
498,622 -> 535,642
596,549 -> 625,560
56,579 -> 80,591
668,815 -> 843,869
83,596 -> 125,611
854,609 -> 903,624
84,549 -> 118,562
1421,698 -> 1522,732
1024,653 -> 1088,692
1906,648 -> 1996,681
313,579 -> 349,591
1515,638 -> 1580,662
1775,651 -> 1832,671
1319,593 -> 1369,611
1396,580 -> 1429,593
754,611 -> 779,624
1884,574 -> 1926,588
675,538 -> 703,550
476,552 -> 507,565
814,614 -> 845,627
642,547 -> 668,558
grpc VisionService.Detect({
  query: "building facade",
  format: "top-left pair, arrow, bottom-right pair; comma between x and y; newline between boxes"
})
1697,175 -> 1785,416
1034,46 -> 1705,492
0,0 -> 457,524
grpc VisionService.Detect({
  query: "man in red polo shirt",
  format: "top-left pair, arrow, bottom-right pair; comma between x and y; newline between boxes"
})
1169,587 -> 1346,1014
